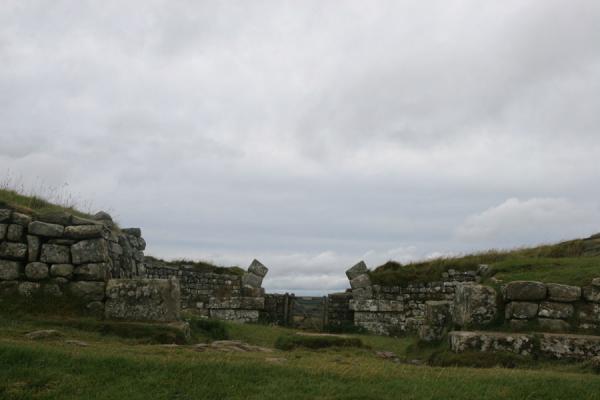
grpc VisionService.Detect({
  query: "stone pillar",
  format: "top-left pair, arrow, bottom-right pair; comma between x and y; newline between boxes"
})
453,283 -> 498,328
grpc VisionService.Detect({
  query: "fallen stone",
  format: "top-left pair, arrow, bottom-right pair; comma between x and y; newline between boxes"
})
25,330 -> 62,340
505,281 -> 547,301
346,261 -> 368,280
0,242 -> 28,260
0,260 -> 21,280
28,221 -> 64,237
25,262 -> 49,280
64,225 -> 104,239
40,244 -> 70,264
71,239 -> 109,264
547,283 -> 581,302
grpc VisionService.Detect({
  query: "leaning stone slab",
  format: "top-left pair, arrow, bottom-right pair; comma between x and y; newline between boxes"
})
40,244 -> 70,264
547,283 -> 581,302
28,221 -> 64,237
105,278 -> 181,322
0,241 -> 28,260
0,260 -> 21,280
350,273 -> 371,289
346,261 -> 368,280
241,272 -> 263,288
248,259 -> 268,277
71,239 -> 109,264
64,225 -> 104,239
449,331 -> 535,356
505,281 -> 547,301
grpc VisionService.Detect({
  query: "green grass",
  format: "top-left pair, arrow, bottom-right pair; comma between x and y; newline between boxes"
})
274,334 -> 363,351
371,237 -> 600,286
1,315 -> 600,399
0,188 -> 94,219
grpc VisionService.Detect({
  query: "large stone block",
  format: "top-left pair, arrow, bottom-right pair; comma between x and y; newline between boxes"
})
50,263 -> 74,278
241,272 -> 263,288
37,211 -> 72,226
11,212 -> 31,226
346,261 -> 368,280
209,309 -> 259,323
538,301 -> 574,319
449,331 -> 535,356
64,225 -> 104,239
248,259 -> 268,277
453,283 -> 498,327
28,221 -> 64,237
71,239 -> 109,264
0,241 -> 27,260
27,235 -> 41,262
350,273 -> 371,289
547,283 -> 581,302
539,333 -> 600,360
0,260 -> 21,280
74,263 -> 109,281
506,302 -> 539,320
69,281 -> 106,301
505,281 -> 547,301
25,262 -> 49,280
40,244 -> 70,264
105,278 -> 181,322
538,318 -> 571,332
6,224 -> 24,241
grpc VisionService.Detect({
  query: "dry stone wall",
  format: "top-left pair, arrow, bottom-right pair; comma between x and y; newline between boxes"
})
0,207 -> 146,315
144,258 -> 268,323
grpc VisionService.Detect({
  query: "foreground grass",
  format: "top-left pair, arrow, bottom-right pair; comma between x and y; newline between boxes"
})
1,315 -> 600,400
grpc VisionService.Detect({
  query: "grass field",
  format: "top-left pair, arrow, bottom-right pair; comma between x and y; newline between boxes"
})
1,312 -> 600,400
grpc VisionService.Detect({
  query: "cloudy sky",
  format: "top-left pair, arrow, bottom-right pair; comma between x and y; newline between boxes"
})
1,1 -> 600,294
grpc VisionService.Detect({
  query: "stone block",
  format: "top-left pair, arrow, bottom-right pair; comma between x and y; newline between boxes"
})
27,235 -> 41,262
40,244 -> 70,264
25,262 -> 49,280
36,211 -> 71,226
43,283 -> 63,297
241,272 -> 263,288
69,281 -> 105,301
18,281 -> 41,296
583,286 -> 600,302
350,273 -> 371,289
449,331 -> 535,356
579,303 -> 600,323
547,283 -> 581,302
11,212 -> 31,226
538,318 -> 570,332
28,221 -> 64,237
71,239 -> 109,264
248,259 -> 268,277
346,261 -> 368,280
0,209 -> 11,222
122,228 -> 141,237
104,278 -> 180,322
505,281 -> 547,301
0,224 -> 7,240
0,260 -> 21,280
50,263 -> 74,278
538,301 -> 574,319
0,241 -> 28,260
209,309 -> 259,323
539,333 -> 600,360
351,286 -> 373,300
6,224 -> 24,241
453,283 -> 498,327
64,225 -> 104,239
74,263 -> 109,281
506,302 -> 539,320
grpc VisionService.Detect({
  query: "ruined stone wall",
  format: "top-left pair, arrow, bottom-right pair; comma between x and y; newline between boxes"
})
327,292 -> 354,329
346,261 -> 481,335
0,208 -> 145,315
144,259 -> 268,323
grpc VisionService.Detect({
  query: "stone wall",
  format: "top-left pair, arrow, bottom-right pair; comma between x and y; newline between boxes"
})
0,208 -> 145,315
347,261 -> 482,335
144,258 -> 268,323
327,292 -> 354,329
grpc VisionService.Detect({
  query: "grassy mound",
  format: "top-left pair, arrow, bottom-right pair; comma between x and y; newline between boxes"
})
0,188 -> 94,219
370,236 -> 600,286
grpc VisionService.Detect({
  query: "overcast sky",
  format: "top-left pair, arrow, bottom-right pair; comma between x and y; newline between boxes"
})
1,1 -> 600,294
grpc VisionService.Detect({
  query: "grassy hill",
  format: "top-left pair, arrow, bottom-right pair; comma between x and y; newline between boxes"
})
371,235 -> 600,287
